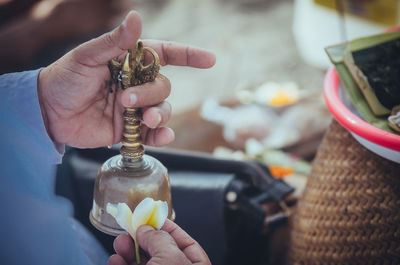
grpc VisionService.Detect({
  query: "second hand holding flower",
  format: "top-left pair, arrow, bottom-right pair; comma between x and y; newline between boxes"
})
107,198 -> 168,264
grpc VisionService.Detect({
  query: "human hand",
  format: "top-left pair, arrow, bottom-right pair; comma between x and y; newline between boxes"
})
37,11 -> 215,148
109,219 -> 211,265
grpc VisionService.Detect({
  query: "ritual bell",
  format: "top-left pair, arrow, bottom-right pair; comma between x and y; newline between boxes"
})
89,41 -> 174,236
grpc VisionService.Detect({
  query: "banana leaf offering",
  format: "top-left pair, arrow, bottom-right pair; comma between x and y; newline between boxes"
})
325,31 -> 400,134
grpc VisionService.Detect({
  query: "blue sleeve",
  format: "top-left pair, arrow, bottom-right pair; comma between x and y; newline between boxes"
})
0,69 -> 64,164
0,70 -> 108,265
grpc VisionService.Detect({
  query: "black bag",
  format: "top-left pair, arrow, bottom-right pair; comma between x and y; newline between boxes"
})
56,147 -> 293,265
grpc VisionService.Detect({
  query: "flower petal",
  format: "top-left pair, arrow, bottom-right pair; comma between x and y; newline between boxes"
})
106,203 -> 118,217
131,197 -> 157,231
106,199 -> 167,265
106,202 -> 134,237
147,200 -> 168,229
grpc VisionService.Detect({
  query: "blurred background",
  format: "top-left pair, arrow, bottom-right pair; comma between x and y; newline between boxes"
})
0,0 -> 329,157
1,0 -> 395,159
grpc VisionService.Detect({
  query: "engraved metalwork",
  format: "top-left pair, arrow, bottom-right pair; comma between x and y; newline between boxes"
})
108,41 -> 160,162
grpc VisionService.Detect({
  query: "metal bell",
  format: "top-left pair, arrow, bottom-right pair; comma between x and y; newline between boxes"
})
89,41 -> 174,235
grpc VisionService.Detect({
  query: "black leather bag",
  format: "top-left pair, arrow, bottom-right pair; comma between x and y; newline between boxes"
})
56,147 -> 293,265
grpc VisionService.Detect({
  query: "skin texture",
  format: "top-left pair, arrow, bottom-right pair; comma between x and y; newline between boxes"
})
109,219 -> 211,265
37,10 -> 216,148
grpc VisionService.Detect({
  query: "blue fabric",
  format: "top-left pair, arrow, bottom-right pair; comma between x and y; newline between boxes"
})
0,70 -> 108,265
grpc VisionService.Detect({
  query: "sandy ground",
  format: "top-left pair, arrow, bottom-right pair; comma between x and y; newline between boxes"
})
117,0 -> 326,113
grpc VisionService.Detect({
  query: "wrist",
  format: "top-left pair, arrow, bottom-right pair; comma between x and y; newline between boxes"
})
37,67 -> 53,142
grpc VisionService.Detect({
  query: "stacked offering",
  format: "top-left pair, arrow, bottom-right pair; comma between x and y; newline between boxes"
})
289,31 -> 400,265
325,31 -> 400,134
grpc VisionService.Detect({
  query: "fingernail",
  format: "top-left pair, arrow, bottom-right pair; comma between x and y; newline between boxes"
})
144,112 -> 161,129
137,225 -> 155,234
129,94 -> 137,106
122,18 -> 127,27
166,127 -> 175,139
155,112 -> 162,127
122,11 -> 133,27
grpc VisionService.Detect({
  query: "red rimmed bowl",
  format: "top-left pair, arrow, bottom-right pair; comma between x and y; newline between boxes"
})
323,67 -> 400,163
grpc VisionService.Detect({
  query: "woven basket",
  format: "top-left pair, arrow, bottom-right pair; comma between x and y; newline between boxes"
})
289,120 -> 400,265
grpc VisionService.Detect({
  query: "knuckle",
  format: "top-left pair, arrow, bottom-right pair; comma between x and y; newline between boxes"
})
155,230 -> 176,244
103,32 -> 116,48
154,229 -> 170,238
144,229 -> 173,245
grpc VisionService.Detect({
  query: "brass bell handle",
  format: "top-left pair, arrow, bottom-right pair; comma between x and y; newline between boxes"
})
142,47 -> 160,71
115,42 -> 161,165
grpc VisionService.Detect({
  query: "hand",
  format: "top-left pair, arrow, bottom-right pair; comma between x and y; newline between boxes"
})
37,11 -> 215,148
109,219 -> 211,265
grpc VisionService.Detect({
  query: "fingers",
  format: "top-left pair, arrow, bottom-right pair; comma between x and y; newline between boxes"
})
113,234 -> 135,263
116,73 -> 174,147
142,101 -> 171,129
112,234 -> 149,265
72,11 -> 142,66
136,225 -> 191,265
113,222 -> 210,265
118,74 -> 171,108
143,40 -> 216,68
108,254 -> 127,265
140,101 -> 175,147
141,126 -> 175,147
161,219 -> 211,264
68,10 -> 217,69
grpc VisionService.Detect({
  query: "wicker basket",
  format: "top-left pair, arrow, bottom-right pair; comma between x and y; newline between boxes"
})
289,120 -> 400,264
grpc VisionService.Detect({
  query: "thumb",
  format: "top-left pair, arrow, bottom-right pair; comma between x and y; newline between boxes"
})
136,225 -> 190,264
72,11 -> 142,65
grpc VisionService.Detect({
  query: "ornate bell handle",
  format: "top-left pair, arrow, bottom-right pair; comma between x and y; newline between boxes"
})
142,47 -> 160,72
109,41 -> 161,166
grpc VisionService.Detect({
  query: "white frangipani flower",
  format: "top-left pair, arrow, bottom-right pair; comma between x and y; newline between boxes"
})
106,202 -> 135,237
106,198 -> 168,264
131,197 -> 169,231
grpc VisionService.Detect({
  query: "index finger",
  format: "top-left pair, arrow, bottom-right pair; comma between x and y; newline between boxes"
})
142,40 -> 216,69
161,219 -> 211,265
